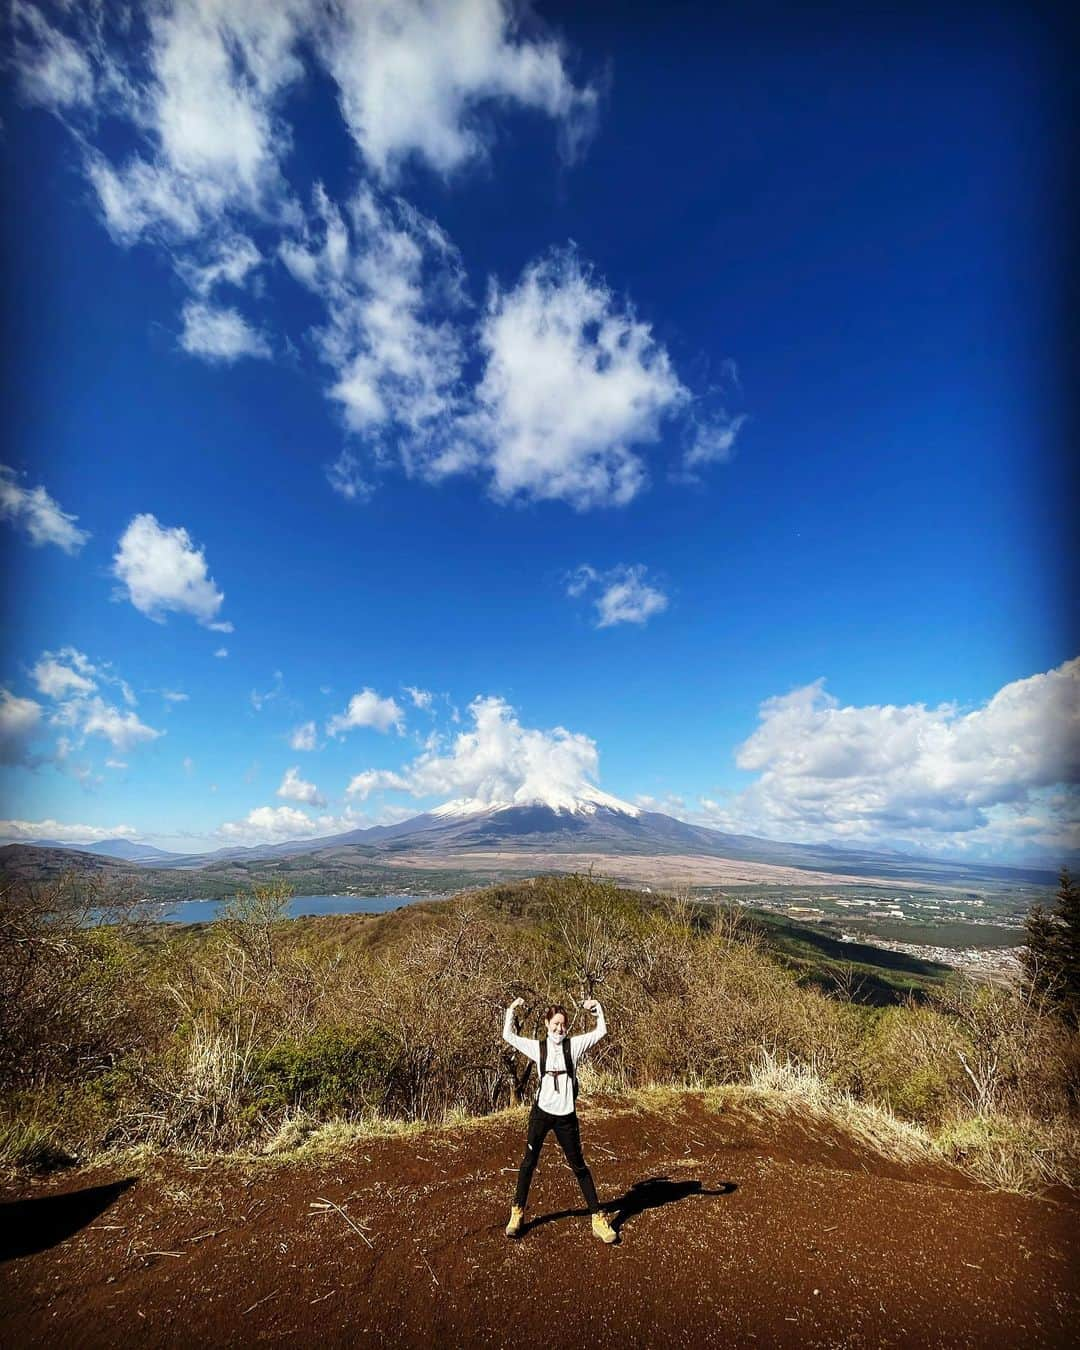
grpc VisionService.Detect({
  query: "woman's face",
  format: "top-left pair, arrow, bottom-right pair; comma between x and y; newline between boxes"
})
546,1012 -> 567,1037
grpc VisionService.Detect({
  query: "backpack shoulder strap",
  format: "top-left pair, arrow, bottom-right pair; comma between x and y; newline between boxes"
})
538,1036 -> 546,1076
564,1037 -> 577,1104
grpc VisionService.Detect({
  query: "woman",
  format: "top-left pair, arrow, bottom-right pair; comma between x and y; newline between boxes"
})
501,995 -> 617,1243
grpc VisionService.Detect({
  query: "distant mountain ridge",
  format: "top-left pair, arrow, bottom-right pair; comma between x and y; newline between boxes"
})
5,791 -> 1057,888
29,838 -> 182,863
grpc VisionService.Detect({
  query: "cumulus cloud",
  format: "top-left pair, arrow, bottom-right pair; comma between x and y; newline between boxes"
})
0,689 -> 44,766
345,768 -> 411,799
32,652 -> 96,700
0,464 -> 90,553
218,805 -> 318,843
0,818 -> 137,844
404,686 -> 434,709
217,804 -> 374,843
113,514 -> 228,627
697,658 -> 1080,858
72,697 -> 163,753
474,251 -> 687,508
289,720 -> 318,751
24,647 -> 164,761
567,564 -> 669,628
327,688 -> 404,737
179,301 -> 271,363
277,766 -> 327,807
344,694 -> 621,812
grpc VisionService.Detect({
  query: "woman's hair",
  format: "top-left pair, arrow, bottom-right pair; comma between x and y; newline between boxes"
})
543,1004 -> 568,1025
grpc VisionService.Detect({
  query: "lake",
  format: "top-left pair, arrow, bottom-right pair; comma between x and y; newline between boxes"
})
96,893 -> 437,925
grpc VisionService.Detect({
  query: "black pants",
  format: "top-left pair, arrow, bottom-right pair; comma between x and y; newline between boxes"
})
513,1104 -> 600,1212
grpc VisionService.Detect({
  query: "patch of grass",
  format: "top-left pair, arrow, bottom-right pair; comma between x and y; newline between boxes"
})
936,1113 -> 1080,1193
0,1116 -> 74,1174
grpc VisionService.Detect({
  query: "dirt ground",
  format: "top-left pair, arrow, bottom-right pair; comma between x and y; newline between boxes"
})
2,1092 -> 1077,1349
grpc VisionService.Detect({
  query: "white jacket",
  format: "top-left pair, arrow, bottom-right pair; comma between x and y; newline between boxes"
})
502,1004 -> 606,1115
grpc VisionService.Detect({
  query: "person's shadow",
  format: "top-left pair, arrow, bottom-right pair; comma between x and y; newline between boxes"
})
0,1178 -> 137,1262
521,1174 -> 736,1239
604,1175 -> 737,1235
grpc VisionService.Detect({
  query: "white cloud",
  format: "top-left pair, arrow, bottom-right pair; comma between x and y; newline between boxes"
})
219,804 -> 317,843
77,697 -> 163,753
327,688 -> 404,737
567,564 -> 669,628
680,412 -> 747,475
22,648 -> 163,762
179,301 -> 271,363
345,768 -> 411,799
178,233 -> 262,295
325,450 -> 374,502
0,465 -> 90,554
696,658 -> 1080,857
474,251 -> 688,508
163,690 -> 190,704
281,185 -> 467,478
182,756 -> 195,773
113,513 -> 228,627
32,654 -> 96,700
347,694 -> 609,810
11,1 -> 95,110
289,720 -> 318,751
0,689 -> 44,766
31,648 -> 138,707
214,647 -> 229,658
404,685 -> 433,710
0,819 -> 137,844
277,765 -> 327,807
310,0 -> 596,179
14,5 -> 729,515
105,759 -> 128,771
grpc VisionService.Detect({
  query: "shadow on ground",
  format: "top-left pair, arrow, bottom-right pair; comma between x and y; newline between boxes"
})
522,1175 -> 736,1237
0,1178 -> 136,1262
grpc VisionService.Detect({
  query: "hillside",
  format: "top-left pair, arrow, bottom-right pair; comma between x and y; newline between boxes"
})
2,1090 -> 1076,1348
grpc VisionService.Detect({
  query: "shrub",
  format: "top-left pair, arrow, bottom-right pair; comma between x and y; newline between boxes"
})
252,1028 -> 396,1117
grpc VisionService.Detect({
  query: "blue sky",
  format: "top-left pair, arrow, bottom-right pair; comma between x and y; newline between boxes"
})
1,1 -> 1075,862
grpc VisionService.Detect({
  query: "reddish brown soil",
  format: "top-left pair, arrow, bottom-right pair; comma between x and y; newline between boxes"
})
2,1093 -> 1077,1348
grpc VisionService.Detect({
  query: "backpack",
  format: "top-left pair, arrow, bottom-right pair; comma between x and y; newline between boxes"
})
537,1035 -> 577,1105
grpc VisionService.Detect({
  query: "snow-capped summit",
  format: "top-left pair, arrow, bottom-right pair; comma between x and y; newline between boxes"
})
430,785 -> 641,820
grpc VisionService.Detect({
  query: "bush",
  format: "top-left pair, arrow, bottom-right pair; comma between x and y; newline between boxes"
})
252,1028 -> 396,1117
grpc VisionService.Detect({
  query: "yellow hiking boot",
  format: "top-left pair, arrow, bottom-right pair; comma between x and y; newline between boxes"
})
591,1211 -> 617,1244
505,1205 -> 525,1238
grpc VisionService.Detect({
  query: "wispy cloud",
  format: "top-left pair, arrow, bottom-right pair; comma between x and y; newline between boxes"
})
567,564 -> 669,627
1,464 -> 90,554
0,817 -> 137,844
289,720 -> 319,751
179,301 -> 271,363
